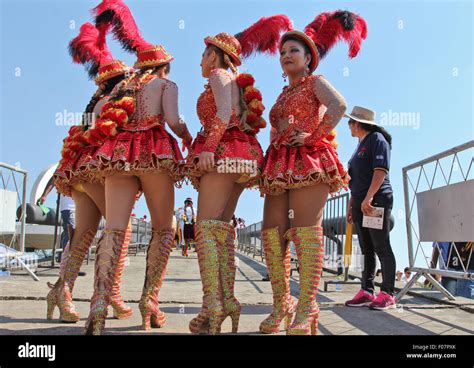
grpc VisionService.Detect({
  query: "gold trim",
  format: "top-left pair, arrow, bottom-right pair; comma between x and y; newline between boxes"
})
259,168 -> 349,196
95,69 -> 128,85
205,37 -> 242,66
134,56 -> 173,69
139,46 -> 167,53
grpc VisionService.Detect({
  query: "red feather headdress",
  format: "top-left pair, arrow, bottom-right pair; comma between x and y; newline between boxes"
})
68,20 -> 129,84
204,14 -> 293,68
236,15 -> 294,59
93,0 -> 152,52
304,10 -> 367,60
93,0 -> 173,68
281,10 -> 367,72
68,22 -> 113,79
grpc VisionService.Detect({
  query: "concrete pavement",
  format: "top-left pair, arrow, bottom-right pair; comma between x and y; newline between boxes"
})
0,247 -> 473,335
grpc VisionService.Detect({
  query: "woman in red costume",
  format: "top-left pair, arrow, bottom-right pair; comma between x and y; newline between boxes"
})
259,10 -> 368,335
49,20 -> 134,324
185,15 -> 293,334
82,0 -> 192,334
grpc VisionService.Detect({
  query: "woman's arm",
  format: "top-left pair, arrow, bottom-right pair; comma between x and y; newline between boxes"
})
162,81 -> 192,143
301,76 -> 347,146
361,169 -> 387,215
201,69 -> 232,153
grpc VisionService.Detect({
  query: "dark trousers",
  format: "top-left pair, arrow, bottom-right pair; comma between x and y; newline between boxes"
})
60,210 -> 75,249
352,193 -> 396,295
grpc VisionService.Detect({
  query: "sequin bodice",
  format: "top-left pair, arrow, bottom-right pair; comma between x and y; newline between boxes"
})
196,84 -> 242,133
270,75 -> 324,147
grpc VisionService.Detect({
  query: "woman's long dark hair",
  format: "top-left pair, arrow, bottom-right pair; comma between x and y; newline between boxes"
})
82,74 -> 127,128
111,63 -> 171,102
359,122 -> 392,149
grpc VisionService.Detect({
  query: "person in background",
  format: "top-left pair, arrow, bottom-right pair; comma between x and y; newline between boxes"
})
38,177 -> 76,261
182,198 -> 197,257
442,242 -> 473,299
401,267 -> 412,286
344,106 -> 397,310
424,241 -> 450,288
175,207 -> 185,251
395,270 -> 403,282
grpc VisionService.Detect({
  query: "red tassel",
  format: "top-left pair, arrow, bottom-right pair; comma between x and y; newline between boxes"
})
236,73 -> 255,88
236,15 -> 293,58
244,87 -> 262,104
97,120 -> 118,137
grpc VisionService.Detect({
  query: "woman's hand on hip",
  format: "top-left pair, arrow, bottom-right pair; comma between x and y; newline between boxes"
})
289,129 -> 311,146
198,151 -> 215,172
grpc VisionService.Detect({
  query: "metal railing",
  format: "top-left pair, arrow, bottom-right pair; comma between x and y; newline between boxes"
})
84,216 -> 153,262
237,222 -> 263,262
397,140 -> 473,301
236,193 -> 363,288
0,162 -> 38,280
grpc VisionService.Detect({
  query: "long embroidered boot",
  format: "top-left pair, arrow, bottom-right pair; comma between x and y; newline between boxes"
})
217,221 -> 241,333
109,222 -> 133,319
46,228 -> 96,322
285,226 -> 324,335
84,229 -> 125,335
138,229 -> 174,330
259,227 -> 296,334
189,220 -> 224,335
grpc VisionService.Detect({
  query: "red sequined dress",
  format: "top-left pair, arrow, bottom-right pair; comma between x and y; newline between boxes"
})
185,69 -> 264,190
88,74 -> 184,184
53,96 -> 110,197
260,74 -> 350,195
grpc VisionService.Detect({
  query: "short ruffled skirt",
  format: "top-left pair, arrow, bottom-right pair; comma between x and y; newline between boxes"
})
53,146 -> 103,197
54,125 -> 185,195
260,139 -> 350,196
185,127 -> 264,190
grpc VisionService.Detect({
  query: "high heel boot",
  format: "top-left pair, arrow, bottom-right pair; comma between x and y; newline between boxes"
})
138,229 -> 174,330
285,226 -> 324,335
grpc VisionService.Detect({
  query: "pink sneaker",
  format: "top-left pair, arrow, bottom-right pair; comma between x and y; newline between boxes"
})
369,291 -> 397,310
345,289 -> 376,307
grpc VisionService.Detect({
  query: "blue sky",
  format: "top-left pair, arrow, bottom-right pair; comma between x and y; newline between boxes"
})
1,0 -> 472,269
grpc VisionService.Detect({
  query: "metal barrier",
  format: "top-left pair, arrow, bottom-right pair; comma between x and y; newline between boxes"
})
0,162 -> 38,280
85,216 -> 153,261
322,193 -> 363,291
397,140 -> 473,301
236,193 -> 363,287
237,222 -> 263,262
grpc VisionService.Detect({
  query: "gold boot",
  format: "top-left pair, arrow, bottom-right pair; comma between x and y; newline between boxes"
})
218,222 -> 241,333
109,222 -> 133,319
189,220 -> 224,335
46,228 -> 96,323
84,229 -> 125,335
285,226 -> 324,335
259,227 -> 296,334
138,229 -> 174,330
